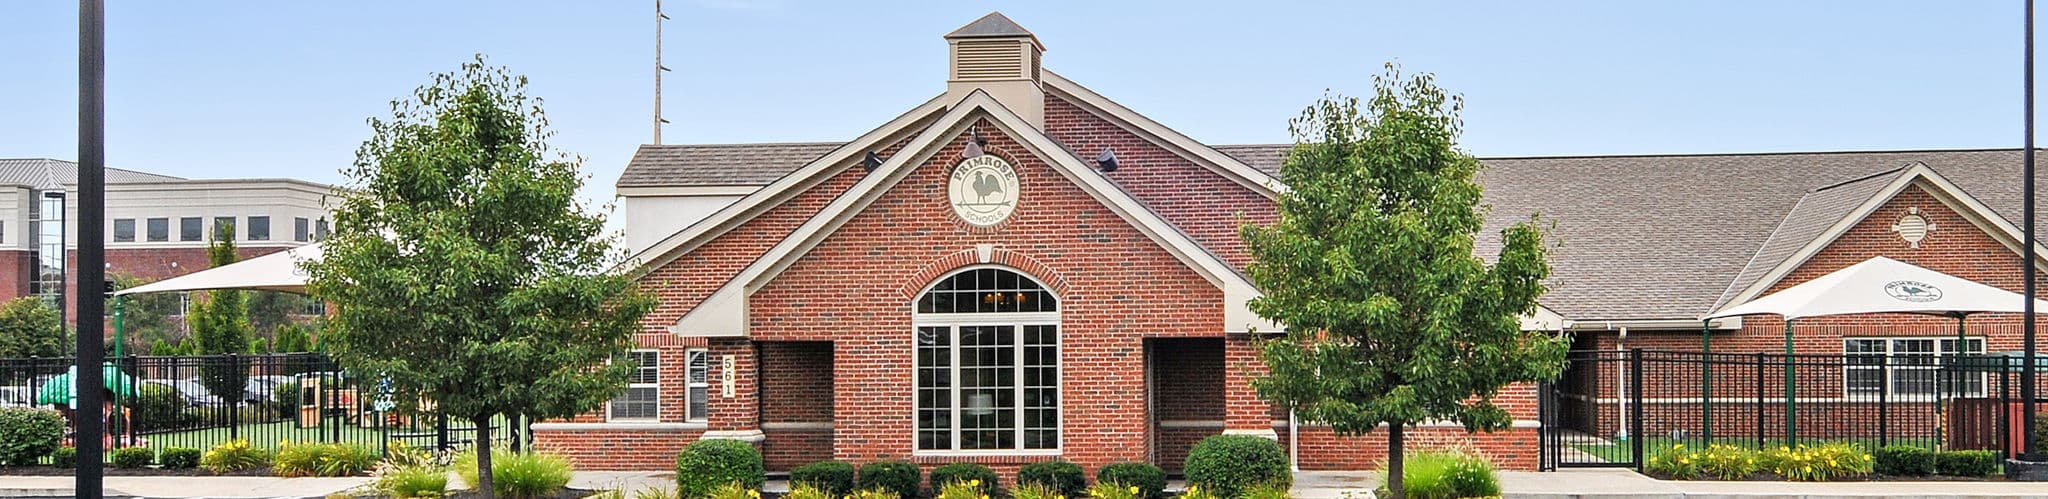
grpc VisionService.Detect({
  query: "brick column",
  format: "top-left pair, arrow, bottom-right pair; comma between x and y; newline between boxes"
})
1223,334 -> 1278,439
701,337 -> 764,443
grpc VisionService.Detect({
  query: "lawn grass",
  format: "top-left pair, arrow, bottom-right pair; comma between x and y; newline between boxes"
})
1571,436 -> 1938,463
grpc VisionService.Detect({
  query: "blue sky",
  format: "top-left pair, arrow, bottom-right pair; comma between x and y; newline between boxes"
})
0,1 -> 2034,223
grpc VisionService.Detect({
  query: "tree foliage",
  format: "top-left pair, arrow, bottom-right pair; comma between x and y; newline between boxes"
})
0,297 -> 62,358
191,228 -> 253,404
109,273 -> 184,355
303,56 -> 654,498
1240,65 -> 1567,497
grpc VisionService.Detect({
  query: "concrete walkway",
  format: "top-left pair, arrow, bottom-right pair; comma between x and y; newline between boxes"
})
1301,469 -> 2048,499
0,475 -> 372,498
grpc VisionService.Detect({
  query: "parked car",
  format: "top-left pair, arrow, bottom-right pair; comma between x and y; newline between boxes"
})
142,379 -> 220,407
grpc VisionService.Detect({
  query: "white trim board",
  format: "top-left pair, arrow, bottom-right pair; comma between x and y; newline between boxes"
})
670,90 -> 1273,337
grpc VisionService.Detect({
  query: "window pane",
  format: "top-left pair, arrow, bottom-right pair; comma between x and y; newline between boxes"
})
315,218 -> 330,240
113,219 -> 135,243
214,217 -> 235,240
180,217 -> 202,241
688,387 -> 708,421
609,386 -> 658,420
146,218 -> 169,242
916,326 -> 953,451
248,216 -> 270,241
687,350 -> 709,384
917,268 -> 1058,314
1023,325 -> 1058,449
295,217 -> 310,242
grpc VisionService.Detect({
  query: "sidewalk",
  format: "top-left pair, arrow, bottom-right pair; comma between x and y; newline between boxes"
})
1307,468 -> 2048,499
0,476 -> 371,499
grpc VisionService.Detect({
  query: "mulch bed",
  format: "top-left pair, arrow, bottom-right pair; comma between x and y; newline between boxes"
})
354,488 -> 599,499
0,466 -> 279,477
1645,471 -> 2008,482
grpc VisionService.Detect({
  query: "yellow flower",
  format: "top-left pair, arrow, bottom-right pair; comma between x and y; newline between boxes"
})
1128,487 -> 1138,495
969,480 -> 981,487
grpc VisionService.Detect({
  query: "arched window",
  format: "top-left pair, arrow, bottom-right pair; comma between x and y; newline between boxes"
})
913,266 -> 1059,453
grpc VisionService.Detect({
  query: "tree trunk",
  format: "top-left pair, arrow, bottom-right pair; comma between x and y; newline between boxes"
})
474,415 -> 495,499
1388,422 -> 1405,499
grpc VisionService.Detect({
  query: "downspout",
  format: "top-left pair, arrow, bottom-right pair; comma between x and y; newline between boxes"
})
1615,323 -> 1629,439
1289,409 -> 1299,473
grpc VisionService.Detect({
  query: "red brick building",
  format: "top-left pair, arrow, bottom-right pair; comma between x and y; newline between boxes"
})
533,13 -> 2047,473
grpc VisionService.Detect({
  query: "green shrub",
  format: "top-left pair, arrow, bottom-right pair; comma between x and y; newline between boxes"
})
1010,483 -> 1065,499
857,460 -> 922,499
1644,443 -> 1701,480
1935,450 -> 2000,477
377,464 -> 449,499
1087,481 -> 1142,499
110,447 -> 155,468
274,442 -> 376,477
1019,460 -> 1086,499
1874,445 -> 1934,476
930,463 -> 999,496
846,488 -> 902,499
783,483 -> 835,499
494,452 -> 574,498
1759,444 -> 1871,481
1094,462 -> 1165,499
1239,482 -> 1293,499
1185,435 -> 1290,499
790,460 -> 856,495
1377,448 -> 1497,499
0,407 -> 65,466
132,383 -> 198,431
159,447 -> 202,469
200,439 -> 272,474
674,439 -> 764,499
1695,444 -> 1759,480
50,447 -> 75,468
2036,415 -> 2047,456
707,482 -> 758,499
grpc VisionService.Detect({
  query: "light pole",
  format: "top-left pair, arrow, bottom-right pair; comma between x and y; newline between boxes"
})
75,0 -> 108,496
2023,0 -> 2040,463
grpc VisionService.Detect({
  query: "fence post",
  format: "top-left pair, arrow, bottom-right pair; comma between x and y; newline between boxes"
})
228,353 -> 240,441
2001,358 -> 2013,459
436,414 -> 449,452
1630,348 -> 1645,472
1879,354 -> 1890,448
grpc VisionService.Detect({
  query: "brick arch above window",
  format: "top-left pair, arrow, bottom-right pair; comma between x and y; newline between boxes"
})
897,246 -> 1071,301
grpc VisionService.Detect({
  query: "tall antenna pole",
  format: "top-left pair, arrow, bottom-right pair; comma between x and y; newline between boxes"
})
2024,0 -> 2040,462
654,0 -> 671,144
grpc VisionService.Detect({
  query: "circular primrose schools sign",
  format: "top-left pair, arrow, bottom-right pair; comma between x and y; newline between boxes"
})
1884,280 -> 1943,303
949,155 -> 1020,226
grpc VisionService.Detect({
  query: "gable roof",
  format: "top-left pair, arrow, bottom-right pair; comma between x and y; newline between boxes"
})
670,90 -> 1271,337
947,12 -> 1037,40
617,143 -> 842,188
1710,166 -> 1911,312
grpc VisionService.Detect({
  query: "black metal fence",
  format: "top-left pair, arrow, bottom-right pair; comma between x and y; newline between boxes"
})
0,353 -> 521,461
1540,349 -> 2047,470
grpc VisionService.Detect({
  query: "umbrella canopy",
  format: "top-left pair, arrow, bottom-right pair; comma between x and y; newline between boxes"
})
1706,256 -> 2048,320
35,364 -> 139,406
116,242 -> 322,296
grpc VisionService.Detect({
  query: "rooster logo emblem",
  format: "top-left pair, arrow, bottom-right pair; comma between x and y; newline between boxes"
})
950,156 -> 1019,226
1884,280 -> 1943,303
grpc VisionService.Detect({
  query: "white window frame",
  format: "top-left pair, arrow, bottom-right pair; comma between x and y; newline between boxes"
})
1843,336 -> 1986,400
910,265 -> 1062,457
685,348 -> 709,423
606,349 -> 661,422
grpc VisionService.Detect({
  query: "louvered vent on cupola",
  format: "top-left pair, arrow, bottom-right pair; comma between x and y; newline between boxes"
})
943,12 -> 1047,127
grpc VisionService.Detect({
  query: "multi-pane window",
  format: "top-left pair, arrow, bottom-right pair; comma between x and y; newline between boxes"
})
315,218 -> 330,241
112,219 -> 135,243
213,217 -> 236,241
180,217 -> 202,241
914,267 -> 1059,453
28,192 -> 64,308
608,350 -> 660,421
146,218 -> 169,242
1844,337 -> 1986,397
295,217 -> 311,242
687,349 -> 710,422
248,216 -> 270,241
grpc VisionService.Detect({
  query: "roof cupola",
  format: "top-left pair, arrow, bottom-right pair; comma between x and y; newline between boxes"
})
945,12 -> 1045,127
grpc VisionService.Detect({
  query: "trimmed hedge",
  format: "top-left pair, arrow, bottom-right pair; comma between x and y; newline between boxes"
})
930,462 -> 999,495
1935,450 -> 2000,477
0,407 -> 65,466
792,460 -> 857,495
858,460 -> 922,499
1019,460 -> 1087,499
110,447 -> 155,469
160,447 -> 202,469
1873,445 -> 1934,476
1096,462 -> 1166,499
1185,435 -> 1290,499
676,439 -> 765,499
50,447 -> 75,468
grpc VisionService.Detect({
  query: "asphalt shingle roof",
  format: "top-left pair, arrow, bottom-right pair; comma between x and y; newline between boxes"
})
617,143 -> 2047,320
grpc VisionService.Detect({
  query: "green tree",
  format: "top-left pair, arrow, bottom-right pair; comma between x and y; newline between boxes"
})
303,56 -> 654,498
1239,66 -> 1567,499
191,226 -> 253,405
273,322 -> 313,353
109,274 -> 185,356
0,297 -> 62,358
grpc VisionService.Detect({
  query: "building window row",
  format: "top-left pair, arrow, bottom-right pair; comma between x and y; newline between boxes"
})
113,215 -> 324,243
606,348 -> 709,423
1844,337 -> 1986,398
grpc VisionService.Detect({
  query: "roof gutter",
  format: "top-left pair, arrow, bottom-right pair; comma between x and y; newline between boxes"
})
1563,317 -> 1743,331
